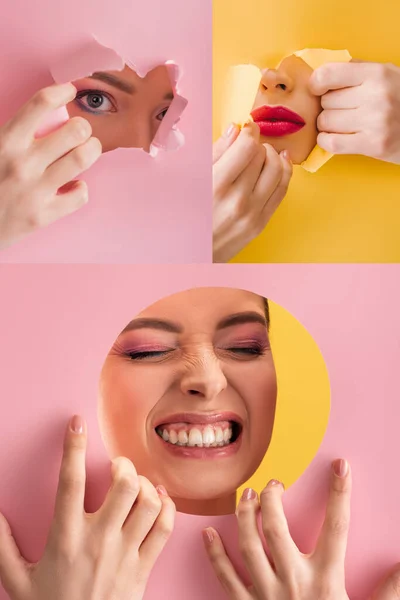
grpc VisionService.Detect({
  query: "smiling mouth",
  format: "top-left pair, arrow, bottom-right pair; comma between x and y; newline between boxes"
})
155,420 -> 242,448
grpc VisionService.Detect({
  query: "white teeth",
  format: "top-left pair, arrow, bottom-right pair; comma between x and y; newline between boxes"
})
178,430 -> 188,444
157,424 -> 237,447
188,428 -> 203,447
215,427 -> 224,443
203,426 -> 215,447
169,430 -> 178,444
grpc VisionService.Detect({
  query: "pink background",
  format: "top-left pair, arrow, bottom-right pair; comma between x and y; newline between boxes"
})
0,264 -> 398,599
0,0 -> 211,263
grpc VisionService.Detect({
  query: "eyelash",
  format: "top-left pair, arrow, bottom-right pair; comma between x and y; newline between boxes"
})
125,345 -> 264,361
156,107 -> 169,121
75,89 -> 116,114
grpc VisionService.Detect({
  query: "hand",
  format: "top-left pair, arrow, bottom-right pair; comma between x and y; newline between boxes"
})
203,458 -> 352,599
0,83 -> 102,250
370,564 -> 400,599
310,61 -> 400,164
0,415 -> 175,600
213,121 -> 293,263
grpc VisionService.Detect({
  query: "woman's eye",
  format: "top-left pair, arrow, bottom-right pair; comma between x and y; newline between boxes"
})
75,91 -> 115,114
227,346 -> 263,356
156,106 -> 170,121
126,350 -> 171,361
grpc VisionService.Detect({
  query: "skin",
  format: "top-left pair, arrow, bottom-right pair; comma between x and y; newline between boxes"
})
213,121 -> 293,263
99,288 -> 277,516
0,416 -> 175,600
67,65 -> 174,153
0,83 -> 101,251
203,460 -> 400,600
310,61 -> 400,165
252,55 -> 322,165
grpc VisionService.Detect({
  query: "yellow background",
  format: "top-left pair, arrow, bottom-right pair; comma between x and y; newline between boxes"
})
213,0 -> 400,262
238,300 -> 330,498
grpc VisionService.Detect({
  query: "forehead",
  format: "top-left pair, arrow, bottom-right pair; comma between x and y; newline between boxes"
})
136,288 -> 265,328
106,64 -> 173,90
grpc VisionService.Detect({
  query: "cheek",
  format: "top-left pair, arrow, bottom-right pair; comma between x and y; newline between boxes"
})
243,364 -> 277,429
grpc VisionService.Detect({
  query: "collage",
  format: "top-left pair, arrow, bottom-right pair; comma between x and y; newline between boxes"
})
0,0 -> 399,598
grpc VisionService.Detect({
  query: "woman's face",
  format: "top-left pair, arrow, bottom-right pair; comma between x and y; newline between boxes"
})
99,288 -> 277,514
67,64 -> 174,153
251,55 -> 321,164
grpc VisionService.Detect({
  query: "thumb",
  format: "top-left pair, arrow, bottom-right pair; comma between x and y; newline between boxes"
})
370,564 -> 400,600
0,512 -> 30,597
213,123 -> 240,164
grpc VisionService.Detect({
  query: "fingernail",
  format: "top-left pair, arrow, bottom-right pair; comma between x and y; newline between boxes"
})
202,528 -> 214,545
281,149 -> 292,164
332,459 -> 348,478
156,485 -> 168,496
267,479 -> 284,489
70,414 -> 83,434
223,123 -> 236,138
241,487 -> 256,501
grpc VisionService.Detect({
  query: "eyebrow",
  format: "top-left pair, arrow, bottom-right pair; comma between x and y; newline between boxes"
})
89,72 -> 175,100
121,311 -> 267,335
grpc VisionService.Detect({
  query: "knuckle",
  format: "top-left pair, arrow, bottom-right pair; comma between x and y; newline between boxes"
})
71,144 -> 93,171
114,473 -> 139,496
141,495 -> 162,517
155,515 -> 174,540
68,117 -> 92,141
262,521 -> 286,542
32,87 -> 57,109
239,540 -> 260,561
240,135 -> 259,159
25,209 -> 48,230
6,157 -> 29,183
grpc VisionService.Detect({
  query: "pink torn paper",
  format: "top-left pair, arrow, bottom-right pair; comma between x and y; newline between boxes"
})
37,36 -> 187,154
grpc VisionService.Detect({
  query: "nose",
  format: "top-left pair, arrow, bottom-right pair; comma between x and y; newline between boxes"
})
127,118 -> 154,152
260,68 -> 294,94
180,349 -> 227,401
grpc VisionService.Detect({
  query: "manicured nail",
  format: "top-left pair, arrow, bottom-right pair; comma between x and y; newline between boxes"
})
241,487 -> 256,501
70,414 -> 83,434
223,123 -> 236,138
267,479 -> 284,489
156,485 -> 168,496
202,528 -> 214,545
332,458 -> 348,478
281,149 -> 292,164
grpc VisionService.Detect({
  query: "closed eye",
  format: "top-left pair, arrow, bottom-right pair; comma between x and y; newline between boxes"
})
127,350 -> 172,360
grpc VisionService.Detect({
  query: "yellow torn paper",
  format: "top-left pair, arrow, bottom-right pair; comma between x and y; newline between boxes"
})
295,49 -> 352,173
221,64 -> 261,131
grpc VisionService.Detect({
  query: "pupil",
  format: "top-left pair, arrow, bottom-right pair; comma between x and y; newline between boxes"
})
88,94 -> 103,108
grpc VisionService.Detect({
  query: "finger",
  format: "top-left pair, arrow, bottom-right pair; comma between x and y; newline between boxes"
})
259,480 -> 300,577
309,62 -> 375,95
53,415 -> 87,533
317,131 -> 367,155
0,512 -> 30,597
43,137 -> 102,191
370,564 -> 400,600
3,83 -> 76,146
203,527 -> 251,600
233,143 -> 266,196
317,108 -> 362,134
214,121 -> 261,188
33,117 -> 92,169
314,459 -> 352,570
96,457 -> 140,531
138,486 -> 176,568
42,180 -> 89,226
321,87 -> 363,110
213,123 -> 241,163
123,476 -> 162,549
260,150 -> 293,223
252,144 -> 285,213
236,488 -> 274,593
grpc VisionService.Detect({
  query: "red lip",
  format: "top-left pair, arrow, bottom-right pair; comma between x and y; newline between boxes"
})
154,411 -> 243,428
251,105 -> 305,137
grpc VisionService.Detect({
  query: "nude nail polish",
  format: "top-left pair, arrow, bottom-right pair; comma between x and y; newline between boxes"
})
241,487 -> 256,501
202,528 -> 214,545
70,414 -> 83,434
156,485 -> 168,496
333,458 -> 348,478
223,123 -> 236,138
